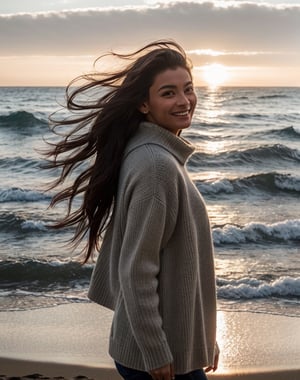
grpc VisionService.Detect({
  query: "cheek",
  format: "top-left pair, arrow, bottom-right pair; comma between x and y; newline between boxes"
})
150,100 -> 171,115
191,95 -> 197,108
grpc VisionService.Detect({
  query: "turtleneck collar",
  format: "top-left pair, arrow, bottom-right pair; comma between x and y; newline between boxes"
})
124,121 -> 195,165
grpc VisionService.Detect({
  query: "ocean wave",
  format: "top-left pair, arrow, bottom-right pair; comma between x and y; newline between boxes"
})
234,112 -> 265,119
196,172 -> 300,195
189,144 -> 300,168
0,156 -> 42,170
189,125 -> 300,142
0,111 -> 48,132
257,94 -> 289,99
0,291 -> 90,312
1,259 -> 298,304
218,276 -> 300,300
254,126 -> 300,140
0,212 -> 49,234
237,145 -> 300,163
274,173 -> 300,192
273,125 -> 300,138
0,258 -> 92,311
0,259 -> 92,289
20,220 -> 48,231
229,96 -> 249,101
213,219 -> 300,245
0,187 -> 50,202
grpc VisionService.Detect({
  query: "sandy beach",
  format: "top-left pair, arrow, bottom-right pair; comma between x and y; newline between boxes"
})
0,304 -> 299,379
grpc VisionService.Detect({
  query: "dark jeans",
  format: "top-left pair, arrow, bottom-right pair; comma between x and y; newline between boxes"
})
115,362 -> 208,380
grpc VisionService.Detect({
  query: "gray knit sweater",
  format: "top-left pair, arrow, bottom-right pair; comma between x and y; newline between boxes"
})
88,122 -> 218,374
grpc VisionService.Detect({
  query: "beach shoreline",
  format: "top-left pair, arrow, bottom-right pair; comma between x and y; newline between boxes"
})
0,304 -> 299,379
0,356 -> 299,380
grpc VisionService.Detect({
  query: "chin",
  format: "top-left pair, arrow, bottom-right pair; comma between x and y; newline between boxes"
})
179,123 -> 191,130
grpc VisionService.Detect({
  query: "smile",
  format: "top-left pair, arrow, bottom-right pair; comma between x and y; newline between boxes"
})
172,110 -> 190,116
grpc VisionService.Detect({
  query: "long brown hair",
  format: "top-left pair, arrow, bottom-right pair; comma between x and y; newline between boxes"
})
45,40 -> 192,263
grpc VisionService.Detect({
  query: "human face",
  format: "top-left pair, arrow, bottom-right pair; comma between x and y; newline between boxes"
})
140,67 -> 197,135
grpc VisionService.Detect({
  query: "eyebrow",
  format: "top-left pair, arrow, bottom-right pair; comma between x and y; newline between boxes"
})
158,81 -> 193,91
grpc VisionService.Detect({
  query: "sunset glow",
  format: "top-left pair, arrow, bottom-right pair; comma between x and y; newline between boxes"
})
201,64 -> 230,88
0,1 -> 299,87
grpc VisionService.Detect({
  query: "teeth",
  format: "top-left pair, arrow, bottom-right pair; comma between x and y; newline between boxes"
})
174,111 -> 189,116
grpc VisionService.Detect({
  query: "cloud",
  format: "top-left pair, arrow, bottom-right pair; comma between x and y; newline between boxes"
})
0,1 -> 299,64
187,48 -> 299,67
188,49 -> 279,57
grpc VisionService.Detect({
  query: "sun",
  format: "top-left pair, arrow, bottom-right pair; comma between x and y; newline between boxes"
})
202,63 -> 230,87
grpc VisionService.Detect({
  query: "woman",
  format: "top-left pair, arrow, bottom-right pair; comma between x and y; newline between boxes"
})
46,40 -> 219,380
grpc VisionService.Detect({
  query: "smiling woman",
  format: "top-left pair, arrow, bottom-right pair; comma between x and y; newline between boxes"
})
44,40 -> 219,380
202,63 -> 230,88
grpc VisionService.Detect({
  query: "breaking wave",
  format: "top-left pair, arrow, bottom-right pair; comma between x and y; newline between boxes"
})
213,219 -> 300,245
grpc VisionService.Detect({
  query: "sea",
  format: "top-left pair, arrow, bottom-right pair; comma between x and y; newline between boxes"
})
0,86 -> 299,318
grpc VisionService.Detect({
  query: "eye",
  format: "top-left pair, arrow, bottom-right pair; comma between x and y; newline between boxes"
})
161,90 -> 175,97
185,85 -> 194,94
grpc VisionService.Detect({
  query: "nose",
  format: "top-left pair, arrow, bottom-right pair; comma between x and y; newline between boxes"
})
176,92 -> 190,107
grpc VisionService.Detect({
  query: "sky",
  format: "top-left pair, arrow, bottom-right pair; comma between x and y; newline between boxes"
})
0,0 -> 300,87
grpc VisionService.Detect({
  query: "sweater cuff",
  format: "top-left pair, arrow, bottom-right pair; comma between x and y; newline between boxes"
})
143,340 -> 174,372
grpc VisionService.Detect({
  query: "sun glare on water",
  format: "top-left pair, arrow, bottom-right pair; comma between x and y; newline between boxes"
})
202,63 -> 230,87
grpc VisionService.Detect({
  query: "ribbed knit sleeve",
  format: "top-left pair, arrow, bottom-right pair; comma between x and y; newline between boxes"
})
119,196 -> 174,370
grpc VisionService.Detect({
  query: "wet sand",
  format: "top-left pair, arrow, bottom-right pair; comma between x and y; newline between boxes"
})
0,304 -> 299,379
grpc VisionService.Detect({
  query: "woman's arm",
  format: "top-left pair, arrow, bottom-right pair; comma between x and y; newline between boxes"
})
119,194 -> 175,371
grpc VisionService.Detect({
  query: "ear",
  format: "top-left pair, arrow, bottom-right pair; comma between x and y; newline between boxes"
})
139,102 -> 149,115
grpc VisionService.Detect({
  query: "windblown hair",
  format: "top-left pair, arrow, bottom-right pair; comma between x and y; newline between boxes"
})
45,40 -> 192,263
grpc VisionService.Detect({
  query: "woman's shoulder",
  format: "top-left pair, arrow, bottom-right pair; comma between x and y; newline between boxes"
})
124,141 -> 179,173
120,143 -> 180,206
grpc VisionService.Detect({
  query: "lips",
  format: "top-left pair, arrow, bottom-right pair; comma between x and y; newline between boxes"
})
172,110 -> 190,116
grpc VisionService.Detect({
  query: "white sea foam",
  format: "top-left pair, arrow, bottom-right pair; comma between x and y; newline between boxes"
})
275,174 -> 300,191
21,220 -> 47,231
218,276 -> 300,299
213,219 -> 300,244
198,179 -> 234,194
197,173 -> 300,194
0,187 -> 49,202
